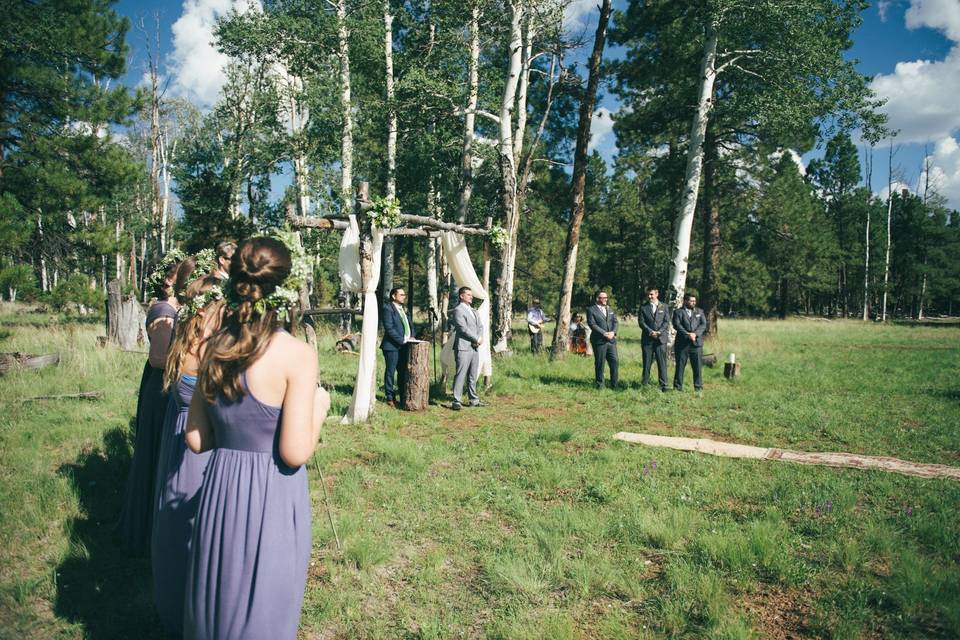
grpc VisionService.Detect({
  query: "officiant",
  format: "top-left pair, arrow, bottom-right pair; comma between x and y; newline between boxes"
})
381,287 -> 415,408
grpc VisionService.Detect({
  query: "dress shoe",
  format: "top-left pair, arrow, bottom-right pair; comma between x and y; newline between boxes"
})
385,400 -> 397,408
451,403 -> 462,411
469,401 -> 485,407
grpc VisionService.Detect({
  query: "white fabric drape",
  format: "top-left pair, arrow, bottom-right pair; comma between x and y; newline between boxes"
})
340,215 -> 384,423
439,231 -> 492,380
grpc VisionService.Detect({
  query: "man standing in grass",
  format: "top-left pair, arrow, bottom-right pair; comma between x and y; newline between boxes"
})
526,298 -> 547,354
449,286 -> 483,410
381,287 -> 413,408
587,290 -> 619,389
673,292 -> 707,392
640,286 -> 669,391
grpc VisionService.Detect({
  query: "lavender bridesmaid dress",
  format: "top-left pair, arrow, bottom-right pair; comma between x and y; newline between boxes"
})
116,300 -> 177,556
183,373 -> 311,640
151,373 -> 211,633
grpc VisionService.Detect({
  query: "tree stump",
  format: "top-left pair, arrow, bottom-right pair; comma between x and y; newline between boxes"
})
106,279 -> 146,350
724,362 -> 741,380
403,341 -> 430,411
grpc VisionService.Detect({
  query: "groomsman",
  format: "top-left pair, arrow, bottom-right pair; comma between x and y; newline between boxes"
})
672,292 -> 708,392
449,286 -> 484,410
639,286 -> 669,391
381,287 -> 413,408
587,291 -> 619,389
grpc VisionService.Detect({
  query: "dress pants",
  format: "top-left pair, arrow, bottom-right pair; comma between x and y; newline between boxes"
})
453,348 -> 480,405
592,341 -> 619,388
529,331 -> 543,354
673,342 -> 703,391
642,341 -> 669,390
382,346 -> 408,402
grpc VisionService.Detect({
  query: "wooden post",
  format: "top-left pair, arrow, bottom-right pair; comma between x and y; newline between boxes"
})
403,341 -> 430,410
106,279 -> 146,349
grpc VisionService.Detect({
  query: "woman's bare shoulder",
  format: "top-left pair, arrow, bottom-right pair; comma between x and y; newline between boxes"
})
271,331 -> 316,361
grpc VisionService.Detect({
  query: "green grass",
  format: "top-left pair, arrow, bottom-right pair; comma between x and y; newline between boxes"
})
1,305 -> 958,638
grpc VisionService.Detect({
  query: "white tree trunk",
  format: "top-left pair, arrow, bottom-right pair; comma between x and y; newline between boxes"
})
426,180 -> 439,332
38,213 -> 48,292
385,3 -> 397,198
492,0 -> 524,352
457,3 -> 481,224
666,20 -> 719,318
512,18 -> 534,163
862,196 -> 871,321
882,143 -> 893,322
337,0 -> 353,207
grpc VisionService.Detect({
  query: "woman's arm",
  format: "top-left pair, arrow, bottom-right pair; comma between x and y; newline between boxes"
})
185,390 -> 215,453
277,342 -> 328,468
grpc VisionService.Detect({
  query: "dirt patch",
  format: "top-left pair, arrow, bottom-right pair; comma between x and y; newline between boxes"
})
739,584 -> 812,639
899,418 -> 924,429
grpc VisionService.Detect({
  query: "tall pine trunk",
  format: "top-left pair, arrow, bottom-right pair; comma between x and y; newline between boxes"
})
551,0 -> 612,357
701,129 -> 720,337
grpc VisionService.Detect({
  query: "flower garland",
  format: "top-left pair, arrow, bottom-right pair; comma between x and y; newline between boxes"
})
146,248 -> 186,290
174,247 -> 227,321
367,196 -> 402,228
225,228 -> 310,323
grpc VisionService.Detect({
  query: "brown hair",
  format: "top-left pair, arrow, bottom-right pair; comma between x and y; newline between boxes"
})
163,274 -> 223,391
198,237 -> 292,402
172,256 -> 198,299
153,261 -> 182,300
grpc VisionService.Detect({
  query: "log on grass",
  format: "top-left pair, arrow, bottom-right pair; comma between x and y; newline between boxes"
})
0,352 -> 61,376
106,279 -> 146,350
24,391 -> 103,402
403,341 -> 430,411
703,352 -> 717,367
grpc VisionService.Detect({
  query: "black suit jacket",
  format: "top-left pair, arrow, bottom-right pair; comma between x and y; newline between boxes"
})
380,303 -> 413,352
587,305 -> 618,344
672,306 -> 707,348
639,302 -> 669,344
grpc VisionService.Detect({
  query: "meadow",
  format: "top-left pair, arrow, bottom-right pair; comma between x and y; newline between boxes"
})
0,304 -> 958,639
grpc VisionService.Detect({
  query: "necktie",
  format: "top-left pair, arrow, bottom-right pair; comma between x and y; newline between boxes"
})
398,305 -> 410,337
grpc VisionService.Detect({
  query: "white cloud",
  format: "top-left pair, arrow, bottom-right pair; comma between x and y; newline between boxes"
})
905,0 -> 960,41
878,0 -> 892,22
168,0 -> 259,108
879,179 -> 914,201
564,0 -> 598,32
921,136 -> 960,206
588,107 -> 615,156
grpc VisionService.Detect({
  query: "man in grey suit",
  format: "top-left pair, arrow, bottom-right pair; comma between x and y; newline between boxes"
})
449,286 -> 484,410
587,291 -> 619,389
639,286 -> 669,391
672,292 -> 708,392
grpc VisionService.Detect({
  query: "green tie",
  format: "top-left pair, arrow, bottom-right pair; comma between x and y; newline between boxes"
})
398,305 -> 410,338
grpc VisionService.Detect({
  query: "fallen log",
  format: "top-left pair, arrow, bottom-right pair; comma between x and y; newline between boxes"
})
0,352 -> 61,376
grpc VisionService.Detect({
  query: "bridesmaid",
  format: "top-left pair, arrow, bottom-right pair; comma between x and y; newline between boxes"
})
184,237 -> 329,640
116,254 -> 184,556
151,257 -> 223,633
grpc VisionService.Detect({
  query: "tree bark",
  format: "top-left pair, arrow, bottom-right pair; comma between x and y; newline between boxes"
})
551,0 -> 611,357
456,2 -> 480,225
403,341 -> 430,410
881,143 -> 893,322
491,0 -> 524,352
701,128 -> 720,338
666,19 -> 719,337
106,279 -> 146,349
379,1 -> 398,301
337,0 -> 353,208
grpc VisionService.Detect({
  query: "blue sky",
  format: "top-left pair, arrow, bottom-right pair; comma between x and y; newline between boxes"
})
114,0 -> 960,209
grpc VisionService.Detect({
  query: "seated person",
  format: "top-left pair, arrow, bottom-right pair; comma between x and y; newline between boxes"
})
569,313 -> 589,356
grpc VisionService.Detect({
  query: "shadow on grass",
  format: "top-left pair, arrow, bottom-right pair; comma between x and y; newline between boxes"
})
54,422 -> 172,640
537,374 -> 599,388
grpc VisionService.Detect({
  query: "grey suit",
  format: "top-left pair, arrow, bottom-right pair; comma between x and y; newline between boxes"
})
449,302 -> 483,405
640,302 -> 669,390
672,306 -> 708,390
586,304 -> 619,388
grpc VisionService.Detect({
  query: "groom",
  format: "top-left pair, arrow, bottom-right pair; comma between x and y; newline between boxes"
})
449,286 -> 484,410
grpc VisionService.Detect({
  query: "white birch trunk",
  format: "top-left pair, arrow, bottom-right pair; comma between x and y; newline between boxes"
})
385,4 -> 397,198
666,20 -> 719,349
38,212 -> 48,292
457,3 -> 481,224
337,0 -> 353,207
512,18 -> 534,163
862,198 -> 871,321
882,143 -> 893,322
492,0 -> 524,352
426,180 -> 439,332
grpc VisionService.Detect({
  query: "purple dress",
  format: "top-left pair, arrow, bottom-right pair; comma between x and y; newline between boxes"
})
116,300 -> 177,556
152,374 -> 211,633
183,374 -> 311,640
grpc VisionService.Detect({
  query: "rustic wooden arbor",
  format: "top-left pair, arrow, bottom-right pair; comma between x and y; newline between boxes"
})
288,182 -> 493,423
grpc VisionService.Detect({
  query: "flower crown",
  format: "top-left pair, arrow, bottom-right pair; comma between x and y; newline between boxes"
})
225,228 -> 309,323
175,248 -> 225,321
146,248 -> 186,290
